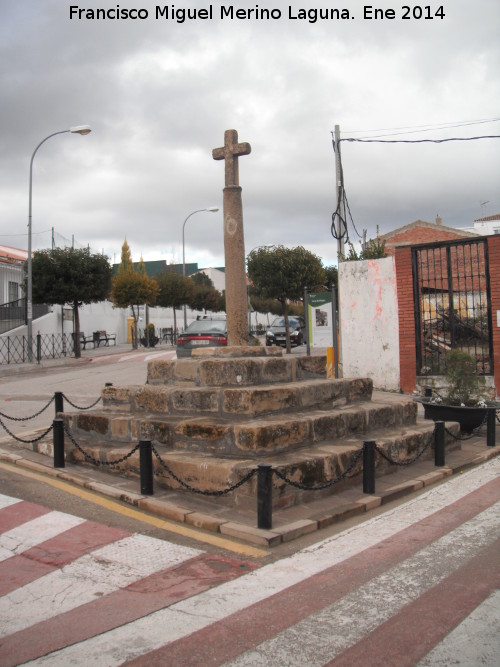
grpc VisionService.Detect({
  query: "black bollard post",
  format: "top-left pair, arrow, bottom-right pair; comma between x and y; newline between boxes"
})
257,463 -> 273,530
424,387 -> 433,397
486,409 -> 496,447
363,441 -> 376,494
139,440 -> 154,495
54,391 -> 64,416
434,420 -> 445,466
53,418 -> 65,468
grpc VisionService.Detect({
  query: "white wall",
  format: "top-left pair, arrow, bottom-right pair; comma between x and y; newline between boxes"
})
339,256 -> 400,391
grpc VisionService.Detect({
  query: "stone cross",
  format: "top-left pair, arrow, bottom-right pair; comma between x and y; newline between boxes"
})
212,129 -> 251,187
212,129 -> 251,347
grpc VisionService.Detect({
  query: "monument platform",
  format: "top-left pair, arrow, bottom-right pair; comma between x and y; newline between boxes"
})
60,347 -> 460,510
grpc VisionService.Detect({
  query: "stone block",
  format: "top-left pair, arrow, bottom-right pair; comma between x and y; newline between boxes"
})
298,381 -> 337,408
174,419 -> 231,441
275,519 -> 317,542
366,405 -> 397,429
295,355 -> 327,378
133,386 -> 170,413
219,522 -> 282,547
146,360 -> 176,385
110,417 -> 131,439
77,413 -> 109,435
173,359 -> 199,385
170,388 -> 219,413
222,386 -> 298,416
136,498 -> 192,523
311,413 -> 347,441
102,385 -> 133,407
234,418 -> 310,454
261,357 -> 292,383
185,512 -> 225,532
199,359 -> 262,387
139,419 -> 171,444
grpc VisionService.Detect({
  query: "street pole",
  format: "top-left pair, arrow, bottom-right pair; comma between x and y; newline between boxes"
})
182,207 -> 219,330
27,126 -> 91,361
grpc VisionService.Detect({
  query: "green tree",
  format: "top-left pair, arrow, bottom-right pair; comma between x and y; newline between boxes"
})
188,283 -> 224,315
31,247 -> 112,358
110,241 -> 159,348
155,269 -> 194,332
247,245 -> 324,353
191,272 -> 213,287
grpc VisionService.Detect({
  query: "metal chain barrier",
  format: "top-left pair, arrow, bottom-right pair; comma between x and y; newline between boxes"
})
0,396 -> 55,422
151,443 -> 257,496
62,394 -> 102,410
444,411 -> 489,441
274,447 -> 364,491
0,415 -> 53,444
375,429 -> 435,466
63,424 -> 140,467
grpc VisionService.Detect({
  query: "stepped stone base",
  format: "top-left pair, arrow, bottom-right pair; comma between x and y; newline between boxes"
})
60,348 -> 462,509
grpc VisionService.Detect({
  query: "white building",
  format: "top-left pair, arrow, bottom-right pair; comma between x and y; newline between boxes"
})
460,213 -> 500,236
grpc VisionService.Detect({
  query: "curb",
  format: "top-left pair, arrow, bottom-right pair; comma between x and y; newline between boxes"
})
1,445 -> 498,548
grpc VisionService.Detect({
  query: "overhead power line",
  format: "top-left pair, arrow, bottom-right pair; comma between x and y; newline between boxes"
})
340,135 -> 500,145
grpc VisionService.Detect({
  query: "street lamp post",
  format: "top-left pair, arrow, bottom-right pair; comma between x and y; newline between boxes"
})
182,207 -> 219,329
27,126 -> 91,361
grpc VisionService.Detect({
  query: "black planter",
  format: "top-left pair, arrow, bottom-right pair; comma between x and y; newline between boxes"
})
414,397 -> 493,432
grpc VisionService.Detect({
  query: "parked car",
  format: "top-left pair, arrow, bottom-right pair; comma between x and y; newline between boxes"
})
176,317 -> 227,357
266,316 -> 306,347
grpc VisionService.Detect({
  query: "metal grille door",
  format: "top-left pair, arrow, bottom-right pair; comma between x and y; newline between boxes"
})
412,238 -> 493,375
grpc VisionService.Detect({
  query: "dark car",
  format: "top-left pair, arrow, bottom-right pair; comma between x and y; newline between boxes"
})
266,316 -> 306,347
176,317 -> 227,357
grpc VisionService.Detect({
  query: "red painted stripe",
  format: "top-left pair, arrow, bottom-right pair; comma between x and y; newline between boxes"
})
124,476 -> 500,667
0,554 -> 257,667
325,537 -> 500,667
0,521 -> 130,596
0,500 -> 50,532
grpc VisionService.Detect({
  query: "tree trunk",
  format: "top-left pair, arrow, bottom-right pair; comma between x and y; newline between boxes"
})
172,307 -> 177,338
73,300 -> 81,359
131,305 -> 139,349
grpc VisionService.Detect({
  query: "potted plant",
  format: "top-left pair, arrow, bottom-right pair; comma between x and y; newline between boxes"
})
414,349 -> 498,432
140,323 -> 159,348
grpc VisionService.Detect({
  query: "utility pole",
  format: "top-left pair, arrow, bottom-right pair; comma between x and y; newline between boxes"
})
334,124 -> 346,263
333,124 -> 344,376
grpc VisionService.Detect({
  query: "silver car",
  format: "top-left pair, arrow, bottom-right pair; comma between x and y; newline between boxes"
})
176,317 -> 227,357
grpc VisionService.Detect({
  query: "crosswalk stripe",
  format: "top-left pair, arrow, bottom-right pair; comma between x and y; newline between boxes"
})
0,498 -> 50,533
0,521 -> 130,596
0,510 -> 84,562
20,458 -> 499,667
1,554 -> 256,667
0,532 -> 200,638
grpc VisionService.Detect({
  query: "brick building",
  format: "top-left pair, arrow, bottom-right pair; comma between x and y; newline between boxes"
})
379,216 -> 478,256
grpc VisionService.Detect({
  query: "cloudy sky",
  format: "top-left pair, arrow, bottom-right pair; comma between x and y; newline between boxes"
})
1,1 -> 498,270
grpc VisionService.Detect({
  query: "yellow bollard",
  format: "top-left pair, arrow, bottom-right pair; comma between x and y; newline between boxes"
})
326,346 -> 335,378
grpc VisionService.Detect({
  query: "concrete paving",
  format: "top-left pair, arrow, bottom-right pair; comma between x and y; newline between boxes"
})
1,345 -> 499,548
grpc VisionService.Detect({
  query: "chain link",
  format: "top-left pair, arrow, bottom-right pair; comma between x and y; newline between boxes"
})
444,411 -> 489,441
63,424 -> 140,467
274,447 -> 364,491
151,443 -> 257,496
375,429 -> 434,466
0,396 -> 55,422
62,394 -> 102,410
0,415 -> 53,444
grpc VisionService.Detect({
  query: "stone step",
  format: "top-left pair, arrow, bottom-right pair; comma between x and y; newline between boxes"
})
65,398 -> 418,459
146,352 -> 328,387
101,377 -> 373,419
64,421 -> 460,510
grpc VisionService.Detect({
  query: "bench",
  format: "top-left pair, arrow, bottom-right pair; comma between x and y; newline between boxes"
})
93,330 -> 116,347
73,332 -> 94,350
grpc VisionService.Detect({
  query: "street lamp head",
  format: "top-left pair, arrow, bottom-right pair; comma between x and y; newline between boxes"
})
70,125 -> 92,135
207,207 -> 219,213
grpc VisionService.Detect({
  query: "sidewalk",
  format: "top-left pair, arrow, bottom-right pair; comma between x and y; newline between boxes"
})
0,341 -> 168,377
1,409 -> 498,548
